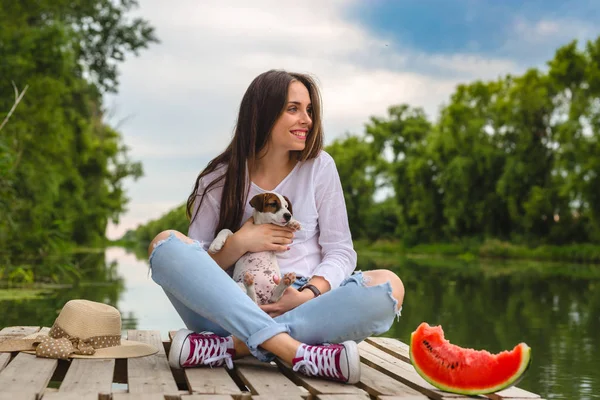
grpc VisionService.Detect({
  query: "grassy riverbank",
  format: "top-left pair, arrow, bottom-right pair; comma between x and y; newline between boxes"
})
115,236 -> 600,265
354,239 -> 600,264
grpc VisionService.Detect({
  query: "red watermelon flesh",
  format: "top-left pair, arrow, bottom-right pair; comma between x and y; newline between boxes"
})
410,322 -> 531,395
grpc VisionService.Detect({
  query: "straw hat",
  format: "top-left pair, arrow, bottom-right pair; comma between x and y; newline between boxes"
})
0,299 -> 158,359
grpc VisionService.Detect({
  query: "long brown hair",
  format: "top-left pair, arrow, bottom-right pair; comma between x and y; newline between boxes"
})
186,70 -> 324,235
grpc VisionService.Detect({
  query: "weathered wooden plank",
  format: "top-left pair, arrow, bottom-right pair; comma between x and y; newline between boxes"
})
365,337 -> 410,363
316,395 -> 370,400
0,352 -> 57,395
0,393 -> 36,400
127,329 -> 179,397
486,386 -> 541,399
358,342 -> 485,400
57,358 -> 114,394
233,358 -> 304,395
358,363 -> 427,398
250,397 -> 305,400
0,326 -> 41,337
0,326 -> 41,356
42,393 -> 98,400
378,397 -> 455,400
180,395 -> 236,400
112,394 -> 169,400
274,358 -> 367,396
0,353 -> 10,372
184,367 -> 243,395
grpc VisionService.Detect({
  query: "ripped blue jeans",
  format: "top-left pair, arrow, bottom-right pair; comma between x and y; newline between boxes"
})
149,232 -> 400,361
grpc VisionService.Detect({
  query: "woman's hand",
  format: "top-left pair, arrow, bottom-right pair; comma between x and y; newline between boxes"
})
234,217 -> 295,253
260,287 -> 313,317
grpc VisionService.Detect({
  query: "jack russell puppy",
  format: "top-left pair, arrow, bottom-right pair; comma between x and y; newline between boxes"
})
208,192 -> 301,305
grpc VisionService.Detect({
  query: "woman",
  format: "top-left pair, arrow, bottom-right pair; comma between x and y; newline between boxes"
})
148,70 -> 404,384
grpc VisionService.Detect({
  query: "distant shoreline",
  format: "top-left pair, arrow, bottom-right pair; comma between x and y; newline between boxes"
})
353,239 -> 600,264
112,237 -> 600,265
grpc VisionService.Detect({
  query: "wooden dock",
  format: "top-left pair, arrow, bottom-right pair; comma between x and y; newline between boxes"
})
0,326 -> 543,400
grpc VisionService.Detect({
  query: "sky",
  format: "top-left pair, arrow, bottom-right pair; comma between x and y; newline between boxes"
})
104,0 -> 599,239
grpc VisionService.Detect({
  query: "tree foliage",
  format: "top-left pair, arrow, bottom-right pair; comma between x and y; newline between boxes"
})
0,0 -> 157,282
338,37 -> 600,245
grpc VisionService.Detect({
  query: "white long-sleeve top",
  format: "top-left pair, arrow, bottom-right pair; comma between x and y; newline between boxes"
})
188,150 -> 357,289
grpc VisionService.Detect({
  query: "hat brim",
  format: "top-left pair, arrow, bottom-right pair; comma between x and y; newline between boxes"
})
18,332 -> 158,359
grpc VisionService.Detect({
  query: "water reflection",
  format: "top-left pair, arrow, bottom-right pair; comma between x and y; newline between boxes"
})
0,247 -> 182,336
1,247 -> 598,399
360,254 -> 600,399
0,251 -> 125,327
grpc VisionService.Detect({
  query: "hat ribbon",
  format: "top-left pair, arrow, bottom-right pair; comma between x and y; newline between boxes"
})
31,323 -> 122,360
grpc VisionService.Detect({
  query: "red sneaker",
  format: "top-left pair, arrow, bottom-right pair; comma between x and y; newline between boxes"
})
292,341 -> 360,384
169,329 -> 235,369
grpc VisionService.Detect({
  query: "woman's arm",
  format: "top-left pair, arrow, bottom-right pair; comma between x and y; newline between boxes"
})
207,219 -> 295,269
207,232 -> 248,270
188,184 -> 237,271
310,155 -> 358,290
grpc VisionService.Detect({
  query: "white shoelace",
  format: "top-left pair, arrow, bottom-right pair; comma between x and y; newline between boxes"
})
292,345 -> 342,380
189,337 -> 234,369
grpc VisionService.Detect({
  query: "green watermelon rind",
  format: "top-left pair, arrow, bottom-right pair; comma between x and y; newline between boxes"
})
409,331 -> 532,395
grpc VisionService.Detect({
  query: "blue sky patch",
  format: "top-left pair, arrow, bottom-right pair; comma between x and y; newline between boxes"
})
347,0 -> 598,66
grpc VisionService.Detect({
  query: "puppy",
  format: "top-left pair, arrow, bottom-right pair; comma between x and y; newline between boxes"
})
208,192 -> 301,305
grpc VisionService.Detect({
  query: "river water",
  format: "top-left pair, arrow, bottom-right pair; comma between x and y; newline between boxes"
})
1,246 -> 598,399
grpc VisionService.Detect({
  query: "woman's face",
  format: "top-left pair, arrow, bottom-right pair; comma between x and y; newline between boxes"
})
268,81 -> 313,154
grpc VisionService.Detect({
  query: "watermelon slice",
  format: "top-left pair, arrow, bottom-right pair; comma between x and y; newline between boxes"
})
409,322 -> 531,395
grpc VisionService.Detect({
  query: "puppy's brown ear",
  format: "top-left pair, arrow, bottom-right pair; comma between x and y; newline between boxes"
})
249,193 -> 266,211
283,195 -> 293,214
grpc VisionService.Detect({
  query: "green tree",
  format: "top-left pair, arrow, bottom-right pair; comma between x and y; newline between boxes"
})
363,105 -> 440,244
326,135 -> 378,239
0,0 -> 157,282
334,36 -> 600,246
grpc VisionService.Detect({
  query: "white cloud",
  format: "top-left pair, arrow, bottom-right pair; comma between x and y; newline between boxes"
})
513,17 -> 594,43
500,16 -> 597,66
422,54 -> 518,79
105,1 -> 523,239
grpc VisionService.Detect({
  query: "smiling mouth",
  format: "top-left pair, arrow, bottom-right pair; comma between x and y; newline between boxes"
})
291,130 -> 307,139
